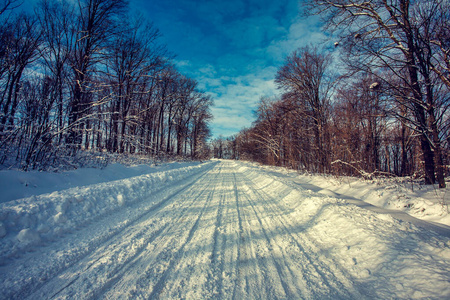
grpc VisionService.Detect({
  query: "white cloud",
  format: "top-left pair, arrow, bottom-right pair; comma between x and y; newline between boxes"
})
266,15 -> 328,62
192,65 -> 279,137
174,60 -> 192,68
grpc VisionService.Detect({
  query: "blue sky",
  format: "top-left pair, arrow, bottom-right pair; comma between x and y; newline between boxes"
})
23,0 -> 326,138
133,0 -> 326,138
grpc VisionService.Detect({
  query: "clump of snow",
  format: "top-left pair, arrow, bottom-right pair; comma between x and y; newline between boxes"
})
52,212 -> 67,224
117,194 -> 125,206
369,82 -> 380,89
17,228 -> 41,245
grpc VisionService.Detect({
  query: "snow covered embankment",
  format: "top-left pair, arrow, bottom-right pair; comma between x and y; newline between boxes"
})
235,163 -> 450,298
0,161 -> 216,260
248,162 -> 450,227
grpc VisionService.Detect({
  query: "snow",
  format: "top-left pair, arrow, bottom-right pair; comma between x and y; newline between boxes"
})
1,159 -> 449,299
0,161 -> 214,261
0,161 -> 202,204
252,162 -> 450,227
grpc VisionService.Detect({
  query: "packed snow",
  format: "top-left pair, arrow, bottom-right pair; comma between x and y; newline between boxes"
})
0,160 -> 449,299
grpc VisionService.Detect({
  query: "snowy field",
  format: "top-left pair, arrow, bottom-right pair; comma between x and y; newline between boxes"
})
0,160 -> 449,299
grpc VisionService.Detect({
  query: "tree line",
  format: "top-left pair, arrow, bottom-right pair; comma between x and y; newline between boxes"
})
223,0 -> 449,188
0,0 -> 213,170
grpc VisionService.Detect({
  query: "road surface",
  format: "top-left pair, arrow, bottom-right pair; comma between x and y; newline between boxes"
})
1,160 -> 449,299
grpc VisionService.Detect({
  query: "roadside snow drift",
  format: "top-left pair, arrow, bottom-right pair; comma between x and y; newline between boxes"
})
0,161 -> 216,260
269,164 -> 450,227
0,160 -> 449,299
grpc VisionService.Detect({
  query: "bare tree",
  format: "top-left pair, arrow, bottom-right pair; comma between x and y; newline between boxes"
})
37,0 -> 75,144
275,46 -> 333,173
0,13 -> 41,135
105,15 -> 165,153
189,95 -> 212,159
306,0 -> 448,187
67,0 -> 127,151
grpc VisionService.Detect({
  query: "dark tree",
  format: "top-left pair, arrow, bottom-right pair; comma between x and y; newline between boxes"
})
275,47 -> 333,173
306,0 -> 448,187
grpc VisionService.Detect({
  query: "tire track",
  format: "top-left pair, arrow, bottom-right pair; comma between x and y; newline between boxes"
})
208,167 -> 241,299
207,169 -> 226,299
23,165 -> 216,300
232,171 -> 244,300
97,164 -> 226,299
144,167 -> 221,299
49,223 -> 170,300
236,175 -> 297,299
237,170 -> 365,299
154,164 -> 228,299
232,172 -> 274,299
238,181 -> 303,299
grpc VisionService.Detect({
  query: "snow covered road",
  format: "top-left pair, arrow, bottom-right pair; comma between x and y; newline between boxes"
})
1,160 -> 450,299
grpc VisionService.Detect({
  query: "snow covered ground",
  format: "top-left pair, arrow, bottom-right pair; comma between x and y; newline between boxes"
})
252,162 -> 450,227
1,160 -> 449,299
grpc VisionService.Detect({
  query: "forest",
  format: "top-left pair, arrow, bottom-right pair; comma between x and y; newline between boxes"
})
0,0 -> 213,171
1,0 -> 449,189
212,0 -> 450,188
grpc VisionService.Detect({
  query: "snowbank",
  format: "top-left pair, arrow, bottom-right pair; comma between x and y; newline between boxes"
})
0,161 -> 203,203
0,161 -> 216,260
246,162 -> 450,227
297,174 -> 450,226
234,161 -> 450,298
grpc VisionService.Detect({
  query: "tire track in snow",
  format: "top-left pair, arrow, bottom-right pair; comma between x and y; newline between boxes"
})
202,165 -> 245,299
238,179 -> 303,299
143,166 -> 221,299
100,168 -> 222,299
49,223 -> 170,300
151,164 -> 228,299
233,171 -> 277,299
237,173 -> 316,298
97,164 -> 226,299
206,167 -> 226,299
22,165 -> 216,300
237,170 -> 367,299
235,174 -> 296,299
232,171 -> 244,300
232,171 -> 267,299
202,165 -> 241,299
242,174 -> 348,296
